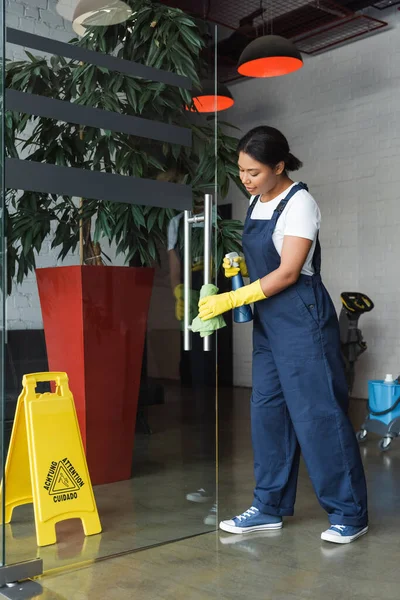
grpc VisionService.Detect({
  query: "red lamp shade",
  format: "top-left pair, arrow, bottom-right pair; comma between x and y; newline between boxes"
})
238,35 -> 303,78
188,79 -> 234,113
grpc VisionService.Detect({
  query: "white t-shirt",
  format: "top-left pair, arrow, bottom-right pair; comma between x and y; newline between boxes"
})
167,207 -> 218,252
167,213 -> 183,251
250,183 -> 321,276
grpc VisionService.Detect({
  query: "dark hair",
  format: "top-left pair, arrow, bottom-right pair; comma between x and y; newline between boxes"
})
237,126 -> 303,172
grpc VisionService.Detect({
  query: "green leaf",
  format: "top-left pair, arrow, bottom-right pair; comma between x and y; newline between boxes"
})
171,144 -> 181,161
146,209 -> 158,232
216,121 -> 241,131
25,51 -> 39,63
131,205 -> 146,228
179,25 -> 203,50
175,16 -> 197,28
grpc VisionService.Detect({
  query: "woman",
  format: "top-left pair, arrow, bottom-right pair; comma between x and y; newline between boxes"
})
199,126 -> 368,544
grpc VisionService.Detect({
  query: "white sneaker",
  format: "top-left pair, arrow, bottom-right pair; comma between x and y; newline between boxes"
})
321,524 -> 368,544
219,506 -> 283,534
186,488 -> 212,503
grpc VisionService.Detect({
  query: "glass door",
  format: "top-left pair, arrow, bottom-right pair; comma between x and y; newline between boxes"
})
1,0 -> 239,574
0,0 -> 5,573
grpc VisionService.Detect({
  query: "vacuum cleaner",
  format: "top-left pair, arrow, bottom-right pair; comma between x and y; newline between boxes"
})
339,292 -> 374,394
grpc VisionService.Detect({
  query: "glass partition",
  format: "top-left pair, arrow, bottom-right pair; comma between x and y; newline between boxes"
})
2,0 -> 225,573
0,0 -> 5,571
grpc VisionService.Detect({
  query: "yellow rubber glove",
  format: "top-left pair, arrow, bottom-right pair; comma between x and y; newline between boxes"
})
174,284 -> 184,321
193,258 -> 214,273
223,256 -> 249,278
198,280 -> 266,321
192,258 -> 204,272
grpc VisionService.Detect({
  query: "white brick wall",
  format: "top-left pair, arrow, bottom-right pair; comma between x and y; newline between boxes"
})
7,0 -> 74,58
223,8 -> 400,397
6,1 -> 77,329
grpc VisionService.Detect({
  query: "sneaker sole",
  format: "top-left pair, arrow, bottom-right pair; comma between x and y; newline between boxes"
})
219,521 -> 283,534
186,495 -> 212,503
321,526 -> 368,544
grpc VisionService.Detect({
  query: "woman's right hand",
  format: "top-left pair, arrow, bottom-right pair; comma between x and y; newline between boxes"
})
223,256 -> 249,279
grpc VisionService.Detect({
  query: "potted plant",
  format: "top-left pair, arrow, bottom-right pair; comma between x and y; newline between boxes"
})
5,0 -> 244,485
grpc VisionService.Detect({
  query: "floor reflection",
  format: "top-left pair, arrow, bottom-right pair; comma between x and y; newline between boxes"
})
8,386 -> 400,599
6,381 -> 219,572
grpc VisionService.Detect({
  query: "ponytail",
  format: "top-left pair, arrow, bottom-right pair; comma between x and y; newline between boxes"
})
285,152 -> 303,172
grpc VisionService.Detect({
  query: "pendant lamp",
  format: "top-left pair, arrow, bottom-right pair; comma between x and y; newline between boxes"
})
237,35 -> 303,78
56,1 -> 78,22
188,79 -> 234,113
72,0 -> 133,36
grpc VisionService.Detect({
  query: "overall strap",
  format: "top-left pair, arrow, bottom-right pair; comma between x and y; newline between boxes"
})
272,182 -> 321,276
312,235 -> 321,275
249,195 -> 260,212
245,195 -> 261,223
274,182 -> 309,216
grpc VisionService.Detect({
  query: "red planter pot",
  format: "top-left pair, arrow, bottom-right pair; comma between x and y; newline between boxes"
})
36,266 -> 154,485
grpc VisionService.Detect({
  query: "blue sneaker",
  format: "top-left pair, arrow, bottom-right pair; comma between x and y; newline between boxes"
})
219,506 -> 283,534
321,524 -> 368,544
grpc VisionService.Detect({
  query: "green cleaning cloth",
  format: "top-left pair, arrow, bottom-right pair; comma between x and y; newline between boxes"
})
191,284 -> 226,338
179,289 -> 200,332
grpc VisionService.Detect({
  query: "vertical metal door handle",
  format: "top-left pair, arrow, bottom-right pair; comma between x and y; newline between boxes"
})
183,210 -> 192,351
183,196 -> 213,352
203,194 -> 213,352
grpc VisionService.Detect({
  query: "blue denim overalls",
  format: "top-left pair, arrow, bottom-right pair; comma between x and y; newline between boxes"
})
242,183 -> 368,527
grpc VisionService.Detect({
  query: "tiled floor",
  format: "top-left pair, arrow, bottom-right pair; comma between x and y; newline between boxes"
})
37,508 -> 400,600
4,388 -> 400,599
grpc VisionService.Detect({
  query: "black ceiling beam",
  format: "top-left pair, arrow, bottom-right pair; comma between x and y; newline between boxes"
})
5,158 -> 193,211
336,1 -> 378,10
6,89 -> 192,147
7,28 -> 191,90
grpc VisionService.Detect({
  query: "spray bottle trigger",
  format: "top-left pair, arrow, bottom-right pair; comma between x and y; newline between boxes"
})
225,251 -> 240,269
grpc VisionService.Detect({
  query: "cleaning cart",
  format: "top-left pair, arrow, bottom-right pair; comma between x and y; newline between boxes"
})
357,376 -> 400,451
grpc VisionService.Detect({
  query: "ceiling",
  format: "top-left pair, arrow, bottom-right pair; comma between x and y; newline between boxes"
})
159,1 -> 391,83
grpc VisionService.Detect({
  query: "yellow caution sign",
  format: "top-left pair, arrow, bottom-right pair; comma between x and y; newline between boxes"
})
3,372 -> 102,547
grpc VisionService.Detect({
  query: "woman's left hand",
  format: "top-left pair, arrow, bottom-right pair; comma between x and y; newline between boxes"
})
198,292 -> 233,321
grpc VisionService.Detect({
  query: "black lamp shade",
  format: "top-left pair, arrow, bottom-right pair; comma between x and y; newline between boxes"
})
238,35 -> 303,78
189,79 -> 234,113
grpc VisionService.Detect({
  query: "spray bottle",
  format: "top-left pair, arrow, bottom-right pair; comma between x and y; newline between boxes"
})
225,252 -> 253,324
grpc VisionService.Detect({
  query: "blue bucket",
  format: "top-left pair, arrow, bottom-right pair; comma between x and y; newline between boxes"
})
368,380 -> 400,426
